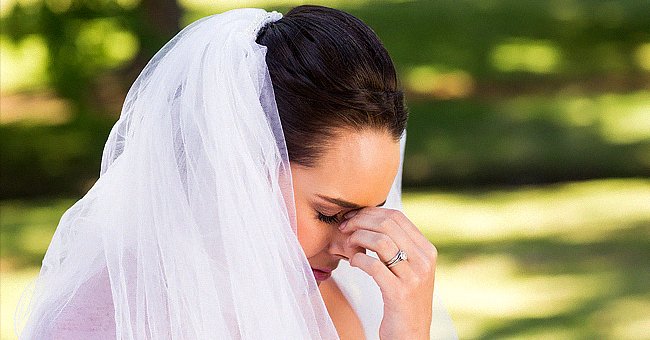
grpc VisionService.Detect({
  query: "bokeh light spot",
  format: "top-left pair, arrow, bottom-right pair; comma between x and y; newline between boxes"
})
76,19 -> 139,69
0,35 -> 49,94
406,65 -> 475,99
634,43 -> 650,71
491,39 -> 562,74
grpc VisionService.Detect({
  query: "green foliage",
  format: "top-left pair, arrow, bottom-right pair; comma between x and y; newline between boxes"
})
1,0 -> 177,108
3,1 -> 130,104
404,92 -> 650,187
0,116 -> 113,199
1,0 -> 649,198
361,0 -> 650,76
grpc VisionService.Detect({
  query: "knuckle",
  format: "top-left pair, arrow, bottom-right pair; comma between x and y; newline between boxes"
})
349,254 -> 365,269
347,232 -> 361,246
407,274 -> 422,288
419,260 -> 435,277
378,219 -> 391,232
369,259 -> 384,275
413,251 -> 436,276
418,255 -> 432,269
387,209 -> 402,220
422,255 -> 437,272
429,244 -> 439,261
376,235 -> 393,252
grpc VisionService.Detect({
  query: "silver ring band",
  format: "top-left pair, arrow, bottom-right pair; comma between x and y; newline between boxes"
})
384,249 -> 408,268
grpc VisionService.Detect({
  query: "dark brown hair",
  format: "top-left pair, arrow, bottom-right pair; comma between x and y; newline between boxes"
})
256,5 -> 407,167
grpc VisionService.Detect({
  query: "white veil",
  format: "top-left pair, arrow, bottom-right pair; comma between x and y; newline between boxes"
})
16,7 -> 457,340
17,8 -> 337,339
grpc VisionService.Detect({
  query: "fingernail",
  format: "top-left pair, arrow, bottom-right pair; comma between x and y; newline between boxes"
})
343,210 -> 358,219
338,220 -> 348,230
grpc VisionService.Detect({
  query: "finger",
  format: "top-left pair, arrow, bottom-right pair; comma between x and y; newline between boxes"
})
347,229 -> 414,278
340,210 -> 413,252
340,209 -> 427,267
346,208 -> 436,256
383,208 -> 437,253
349,252 -> 396,289
347,229 -> 398,262
384,210 -> 439,273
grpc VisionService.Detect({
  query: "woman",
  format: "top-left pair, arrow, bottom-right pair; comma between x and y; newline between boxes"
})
16,6 -> 457,339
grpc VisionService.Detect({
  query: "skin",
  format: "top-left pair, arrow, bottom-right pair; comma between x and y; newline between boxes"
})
291,128 -> 438,340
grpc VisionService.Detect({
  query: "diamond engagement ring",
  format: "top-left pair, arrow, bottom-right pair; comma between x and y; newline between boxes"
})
384,249 -> 408,268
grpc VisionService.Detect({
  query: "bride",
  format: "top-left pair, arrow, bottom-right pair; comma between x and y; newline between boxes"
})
16,5 -> 457,339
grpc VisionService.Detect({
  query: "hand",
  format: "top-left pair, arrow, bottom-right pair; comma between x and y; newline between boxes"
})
339,208 -> 436,340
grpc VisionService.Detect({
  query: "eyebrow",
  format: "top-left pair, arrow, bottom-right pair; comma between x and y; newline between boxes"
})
316,194 -> 387,209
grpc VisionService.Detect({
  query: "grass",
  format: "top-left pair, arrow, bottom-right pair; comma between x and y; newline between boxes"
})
0,268 -> 38,340
404,178 -> 650,339
2,178 -> 649,339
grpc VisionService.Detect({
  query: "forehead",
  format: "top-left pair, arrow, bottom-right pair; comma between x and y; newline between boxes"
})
294,129 -> 401,207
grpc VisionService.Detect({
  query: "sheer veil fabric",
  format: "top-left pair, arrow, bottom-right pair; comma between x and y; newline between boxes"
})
16,8 -> 457,340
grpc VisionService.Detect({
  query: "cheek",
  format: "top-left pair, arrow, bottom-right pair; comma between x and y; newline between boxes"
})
295,203 -> 330,258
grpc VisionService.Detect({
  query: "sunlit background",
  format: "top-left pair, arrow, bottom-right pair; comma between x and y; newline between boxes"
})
1,0 -> 649,339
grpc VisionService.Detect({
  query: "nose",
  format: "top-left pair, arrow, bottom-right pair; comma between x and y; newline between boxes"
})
328,225 -> 364,261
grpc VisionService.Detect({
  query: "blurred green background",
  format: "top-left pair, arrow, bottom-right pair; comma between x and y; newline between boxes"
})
1,0 -> 649,339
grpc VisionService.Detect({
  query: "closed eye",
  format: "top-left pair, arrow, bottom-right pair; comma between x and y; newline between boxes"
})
317,211 -> 340,224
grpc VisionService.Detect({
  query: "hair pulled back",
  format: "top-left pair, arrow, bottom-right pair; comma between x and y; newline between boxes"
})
256,5 -> 407,167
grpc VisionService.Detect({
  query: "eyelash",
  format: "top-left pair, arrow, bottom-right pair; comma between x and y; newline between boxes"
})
317,211 -> 340,225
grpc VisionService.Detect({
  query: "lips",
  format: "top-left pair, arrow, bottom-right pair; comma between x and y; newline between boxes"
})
311,268 -> 332,281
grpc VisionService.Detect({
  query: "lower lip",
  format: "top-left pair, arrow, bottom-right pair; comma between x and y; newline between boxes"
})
311,268 -> 331,281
